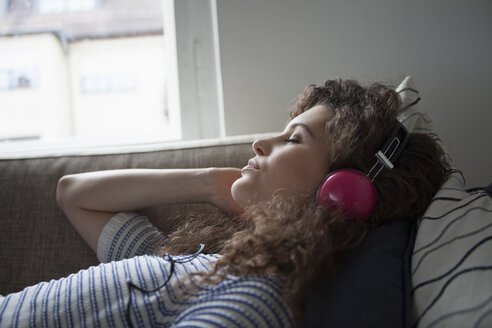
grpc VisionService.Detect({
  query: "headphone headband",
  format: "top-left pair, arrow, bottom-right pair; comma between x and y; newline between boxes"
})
367,121 -> 409,182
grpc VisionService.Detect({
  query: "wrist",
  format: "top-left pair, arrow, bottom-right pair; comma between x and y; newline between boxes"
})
195,167 -> 218,204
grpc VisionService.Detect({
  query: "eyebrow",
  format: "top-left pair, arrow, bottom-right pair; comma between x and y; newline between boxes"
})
287,122 -> 315,139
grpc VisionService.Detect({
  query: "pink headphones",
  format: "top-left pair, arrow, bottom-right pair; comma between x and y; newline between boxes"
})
316,122 -> 409,220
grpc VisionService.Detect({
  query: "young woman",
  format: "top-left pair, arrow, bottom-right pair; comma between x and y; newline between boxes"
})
0,79 -> 449,327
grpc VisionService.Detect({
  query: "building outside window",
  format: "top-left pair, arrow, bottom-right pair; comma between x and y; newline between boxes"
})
0,0 -> 177,145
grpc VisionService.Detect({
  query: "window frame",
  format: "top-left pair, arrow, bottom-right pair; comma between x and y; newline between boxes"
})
165,0 -> 225,140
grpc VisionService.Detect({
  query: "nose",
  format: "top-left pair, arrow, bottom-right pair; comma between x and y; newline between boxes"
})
252,138 -> 267,155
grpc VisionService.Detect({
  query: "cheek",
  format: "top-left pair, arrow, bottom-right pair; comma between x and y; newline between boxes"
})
231,149 -> 329,204
273,153 -> 326,192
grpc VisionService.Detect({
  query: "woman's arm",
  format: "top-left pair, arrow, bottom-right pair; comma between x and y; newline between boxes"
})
56,168 -> 243,252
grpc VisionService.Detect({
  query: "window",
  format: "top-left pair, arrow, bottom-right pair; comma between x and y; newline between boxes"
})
81,74 -> 137,94
0,68 -> 39,90
0,0 -> 224,154
38,0 -> 100,14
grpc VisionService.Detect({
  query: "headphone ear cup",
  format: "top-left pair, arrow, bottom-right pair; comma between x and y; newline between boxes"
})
316,169 -> 376,220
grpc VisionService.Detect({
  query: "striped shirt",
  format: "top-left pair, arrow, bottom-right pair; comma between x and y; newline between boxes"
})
0,212 -> 294,327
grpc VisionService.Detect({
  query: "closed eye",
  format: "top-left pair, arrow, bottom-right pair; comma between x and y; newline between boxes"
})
284,138 -> 300,143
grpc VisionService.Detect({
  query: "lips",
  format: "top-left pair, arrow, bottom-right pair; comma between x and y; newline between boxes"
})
241,158 -> 260,172
248,158 -> 260,170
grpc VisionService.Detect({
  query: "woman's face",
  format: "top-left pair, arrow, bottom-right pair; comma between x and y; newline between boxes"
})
231,105 -> 332,207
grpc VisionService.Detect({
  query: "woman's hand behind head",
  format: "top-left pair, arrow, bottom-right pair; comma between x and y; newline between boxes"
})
206,167 -> 245,217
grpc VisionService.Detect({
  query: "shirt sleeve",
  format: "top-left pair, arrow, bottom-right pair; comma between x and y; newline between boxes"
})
96,212 -> 168,263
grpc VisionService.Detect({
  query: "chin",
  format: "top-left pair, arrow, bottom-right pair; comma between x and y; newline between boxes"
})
231,179 -> 257,208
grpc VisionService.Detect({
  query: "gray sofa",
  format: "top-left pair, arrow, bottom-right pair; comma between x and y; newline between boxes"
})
2,132 -> 491,328
0,134 -> 265,295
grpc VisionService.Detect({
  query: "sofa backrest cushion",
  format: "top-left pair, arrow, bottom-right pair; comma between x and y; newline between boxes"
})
0,136 -> 257,295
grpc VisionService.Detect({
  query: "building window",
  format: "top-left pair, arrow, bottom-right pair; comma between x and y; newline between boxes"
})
81,74 -> 137,94
38,0 -> 100,14
0,68 -> 38,91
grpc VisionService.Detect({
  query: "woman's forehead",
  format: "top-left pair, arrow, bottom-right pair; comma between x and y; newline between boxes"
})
288,105 -> 330,130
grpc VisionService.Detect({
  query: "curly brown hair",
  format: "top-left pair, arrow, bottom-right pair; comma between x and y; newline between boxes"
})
154,79 -> 450,323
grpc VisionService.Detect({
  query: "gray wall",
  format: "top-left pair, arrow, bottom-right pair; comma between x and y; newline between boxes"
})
216,0 -> 492,187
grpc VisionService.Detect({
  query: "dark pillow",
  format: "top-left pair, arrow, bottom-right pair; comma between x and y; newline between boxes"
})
305,219 -> 416,328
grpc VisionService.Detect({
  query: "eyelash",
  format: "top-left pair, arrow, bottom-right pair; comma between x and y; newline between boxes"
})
284,138 -> 300,143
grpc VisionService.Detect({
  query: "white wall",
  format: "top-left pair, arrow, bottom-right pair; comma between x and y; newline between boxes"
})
216,0 -> 492,187
0,34 -> 70,140
68,36 -> 176,141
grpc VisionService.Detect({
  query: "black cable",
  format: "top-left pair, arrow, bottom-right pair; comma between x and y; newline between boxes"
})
125,244 -> 205,327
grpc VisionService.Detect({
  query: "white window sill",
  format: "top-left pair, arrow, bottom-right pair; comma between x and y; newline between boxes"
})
0,133 -> 277,159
